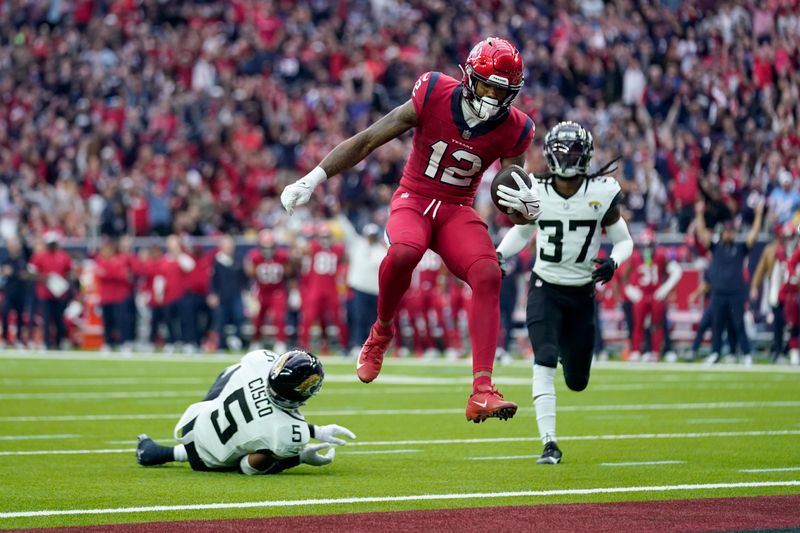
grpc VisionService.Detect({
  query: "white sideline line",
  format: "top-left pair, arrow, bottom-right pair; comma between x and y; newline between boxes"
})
740,467 -> 800,473
468,455 -> 540,461
2,481 -> 799,519
601,461 -> 686,467
0,434 -> 79,441
3,401 -> 800,423
342,449 -> 421,456
4,429 -> 800,456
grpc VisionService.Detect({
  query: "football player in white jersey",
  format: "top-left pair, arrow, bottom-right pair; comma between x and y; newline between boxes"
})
495,121 -> 633,464
136,350 -> 356,475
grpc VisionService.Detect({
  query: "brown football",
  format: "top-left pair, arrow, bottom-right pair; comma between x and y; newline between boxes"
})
490,164 -> 535,225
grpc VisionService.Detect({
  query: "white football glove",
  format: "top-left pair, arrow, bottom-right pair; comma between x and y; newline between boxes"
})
299,443 -> 335,466
653,284 -> 670,301
496,171 -> 542,221
280,167 -> 327,215
314,424 -> 356,446
624,284 -> 643,303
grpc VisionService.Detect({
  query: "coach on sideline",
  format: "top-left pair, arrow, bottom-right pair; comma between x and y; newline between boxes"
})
694,199 -> 764,366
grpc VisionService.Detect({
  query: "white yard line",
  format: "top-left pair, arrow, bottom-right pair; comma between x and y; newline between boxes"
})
2,350 -> 799,374
687,418 -> 750,425
739,467 -> 800,473
341,449 -> 421,455
601,461 -> 686,467
0,434 -> 80,441
3,401 -> 800,423
0,414 -> 181,422
467,455 -> 540,461
4,429 -> 800,456
1,481 -> 799,519
0,449 -> 134,456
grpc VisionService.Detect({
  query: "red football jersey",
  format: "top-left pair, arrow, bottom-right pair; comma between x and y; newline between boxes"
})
305,242 -> 345,293
247,248 -> 290,293
401,72 -> 534,205
627,248 -> 669,295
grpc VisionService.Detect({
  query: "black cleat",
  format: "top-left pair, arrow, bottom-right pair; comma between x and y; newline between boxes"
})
136,434 -> 174,466
536,441 -> 562,464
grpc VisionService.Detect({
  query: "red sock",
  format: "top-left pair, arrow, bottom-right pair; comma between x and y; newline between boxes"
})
376,244 -> 423,323
373,320 -> 392,336
466,258 -> 501,375
473,374 -> 492,392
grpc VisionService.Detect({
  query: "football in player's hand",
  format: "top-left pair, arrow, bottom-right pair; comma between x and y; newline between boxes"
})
491,165 -> 535,225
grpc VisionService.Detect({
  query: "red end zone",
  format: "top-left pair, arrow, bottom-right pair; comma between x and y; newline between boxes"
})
24,494 -> 800,533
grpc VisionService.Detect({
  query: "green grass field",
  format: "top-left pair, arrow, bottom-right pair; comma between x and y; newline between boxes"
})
1,351 -> 799,530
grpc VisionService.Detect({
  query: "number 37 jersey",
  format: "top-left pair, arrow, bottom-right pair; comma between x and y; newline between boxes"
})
174,351 -> 310,469
532,177 -> 623,286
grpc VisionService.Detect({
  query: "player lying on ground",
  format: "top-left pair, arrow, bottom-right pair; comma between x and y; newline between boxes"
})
281,37 -> 540,423
136,350 -> 355,474
496,121 -> 633,464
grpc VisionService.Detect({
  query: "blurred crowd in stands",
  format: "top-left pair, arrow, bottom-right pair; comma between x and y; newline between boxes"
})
0,0 -> 799,359
1,0 -> 798,242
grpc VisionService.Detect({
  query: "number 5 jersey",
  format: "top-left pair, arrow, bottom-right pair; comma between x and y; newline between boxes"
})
173,351 -> 310,469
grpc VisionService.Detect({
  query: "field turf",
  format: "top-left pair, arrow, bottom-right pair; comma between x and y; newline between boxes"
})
1,351 -> 799,530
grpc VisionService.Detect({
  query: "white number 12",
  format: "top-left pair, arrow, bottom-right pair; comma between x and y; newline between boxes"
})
423,140 -> 482,187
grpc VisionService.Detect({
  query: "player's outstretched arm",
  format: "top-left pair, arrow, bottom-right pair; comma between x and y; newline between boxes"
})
496,223 -> 537,260
592,206 -> 633,284
745,200 -> 765,249
319,100 -> 418,178
280,101 -> 418,215
654,261 -> 683,301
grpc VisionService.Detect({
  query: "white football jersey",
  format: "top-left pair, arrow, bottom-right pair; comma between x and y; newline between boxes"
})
532,176 -> 622,286
174,351 -> 310,469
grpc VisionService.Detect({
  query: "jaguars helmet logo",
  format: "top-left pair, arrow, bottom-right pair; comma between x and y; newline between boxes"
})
294,373 -> 322,397
588,200 -> 602,212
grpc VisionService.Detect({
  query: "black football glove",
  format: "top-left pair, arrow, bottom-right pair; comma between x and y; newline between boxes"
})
497,251 -> 508,278
591,257 -> 617,284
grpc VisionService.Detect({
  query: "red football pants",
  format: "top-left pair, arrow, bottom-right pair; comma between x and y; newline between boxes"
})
379,188 -> 500,374
631,294 -> 666,353
300,288 -> 347,348
253,291 -> 287,342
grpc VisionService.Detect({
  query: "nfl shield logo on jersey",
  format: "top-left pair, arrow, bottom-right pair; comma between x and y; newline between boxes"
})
461,130 -> 472,140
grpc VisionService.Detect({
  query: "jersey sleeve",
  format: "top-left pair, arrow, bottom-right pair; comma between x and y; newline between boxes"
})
601,178 -> 624,223
410,71 -> 441,120
501,114 -> 535,159
268,420 -> 310,458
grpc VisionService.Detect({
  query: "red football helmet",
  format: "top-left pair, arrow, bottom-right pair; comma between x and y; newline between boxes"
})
640,228 -> 656,248
461,37 -> 524,120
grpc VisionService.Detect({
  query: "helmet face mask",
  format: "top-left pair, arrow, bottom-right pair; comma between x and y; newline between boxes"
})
267,351 -> 324,410
461,37 -> 524,121
544,121 -> 594,179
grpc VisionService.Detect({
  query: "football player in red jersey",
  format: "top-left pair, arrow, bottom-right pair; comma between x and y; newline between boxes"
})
782,225 -> 800,365
281,38 -> 538,422
298,223 -> 348,352
621,229 -> 683,362
245,230 -> 292,353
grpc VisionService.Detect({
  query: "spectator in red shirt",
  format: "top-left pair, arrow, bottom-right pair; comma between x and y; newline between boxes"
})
28,232 -> 73,349
94,239 -> 132,351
